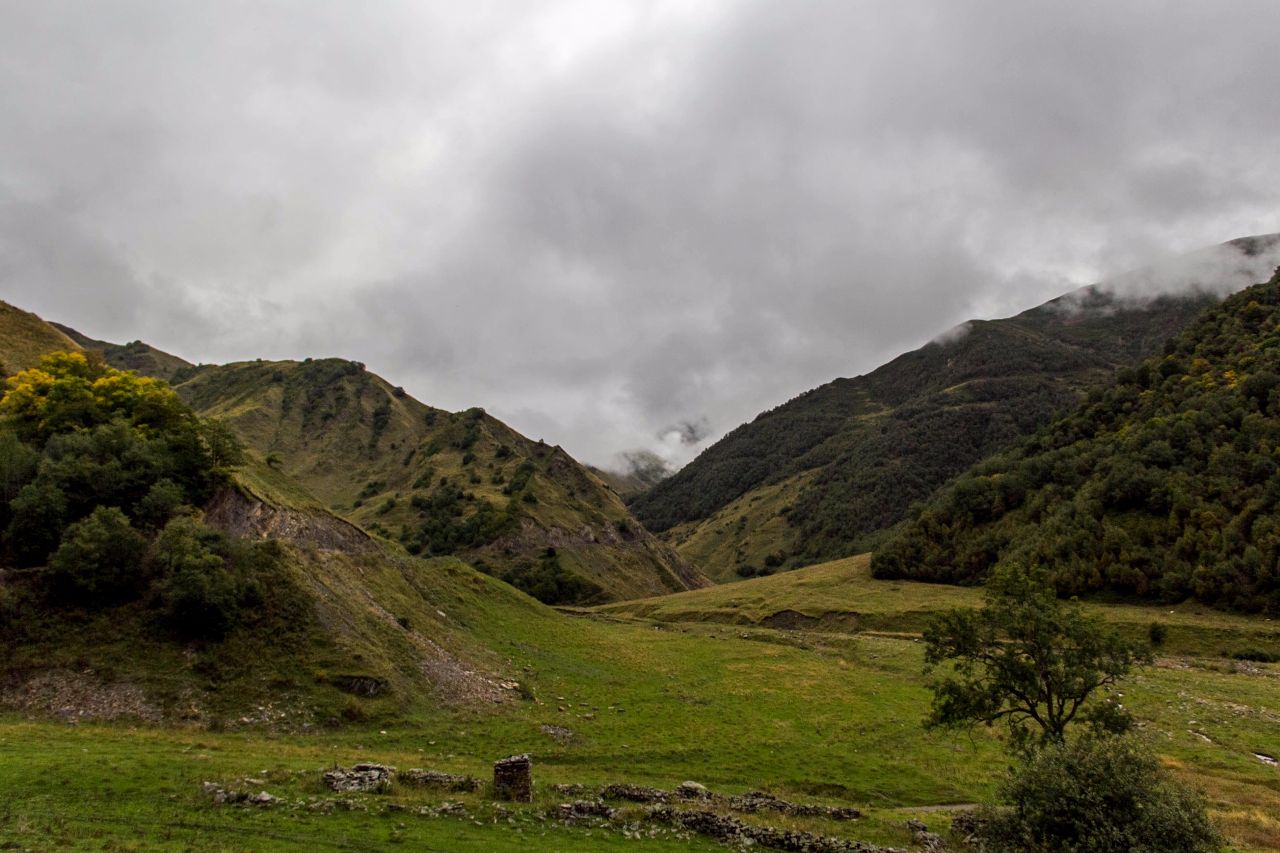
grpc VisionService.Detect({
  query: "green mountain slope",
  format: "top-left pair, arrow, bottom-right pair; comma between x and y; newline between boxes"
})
0,305 -> 704,604
636,236 -> 1279,581
873,270 -> 1280,613
50,322 -> 193,382
171,358 -> 704,603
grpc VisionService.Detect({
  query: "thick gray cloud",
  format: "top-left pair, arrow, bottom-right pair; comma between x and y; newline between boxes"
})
2,1 -> 1279,468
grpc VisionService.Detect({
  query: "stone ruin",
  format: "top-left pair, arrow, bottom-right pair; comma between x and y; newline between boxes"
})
399,768 -> 482,792
322,763 -> 395,793
493,753 -> 534,802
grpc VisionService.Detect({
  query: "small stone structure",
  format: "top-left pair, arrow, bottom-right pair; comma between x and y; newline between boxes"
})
493,754 -> 533,802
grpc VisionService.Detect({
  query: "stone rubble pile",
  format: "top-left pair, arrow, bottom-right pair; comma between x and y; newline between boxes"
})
398,769 -> 482,792
200,781 -> 278,806
648,807 -> 902,853
598,781 -> 861,821
905,819 -> 948,852
555,799 -> 617,821
322,763 -> 395,793
730,790 -> 862,821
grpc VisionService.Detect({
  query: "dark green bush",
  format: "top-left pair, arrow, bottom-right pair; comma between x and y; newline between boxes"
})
149,517 -> 239,640
49,506 -> 148,603
980,735 -> 1222,852
499,552 -> 603,605
1228,648 -> 1279,663
1148,621 -> 1168,648
135,478 -> 188,530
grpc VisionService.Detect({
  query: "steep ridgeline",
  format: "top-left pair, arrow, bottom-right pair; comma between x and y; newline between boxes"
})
0,301 -> 84,373
50,322 -> 193,383
633,235 -> 1280,582
171,358 -> 705,603
874,271 -> 1280,614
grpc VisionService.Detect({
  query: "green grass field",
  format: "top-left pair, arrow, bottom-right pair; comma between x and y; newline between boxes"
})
4,553 -> 1280,850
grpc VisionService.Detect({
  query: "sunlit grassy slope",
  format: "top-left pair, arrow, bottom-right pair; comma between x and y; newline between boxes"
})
0,300 -> 82,372
597,554 -> 1280,656
0,299 -> 705,604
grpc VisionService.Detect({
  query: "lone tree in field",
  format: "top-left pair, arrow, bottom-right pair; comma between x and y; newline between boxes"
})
922,563 -> 1149,751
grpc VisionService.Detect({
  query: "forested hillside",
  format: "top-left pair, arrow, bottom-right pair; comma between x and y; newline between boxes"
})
874,271 -> 1280,613
634,235 -> 1279,580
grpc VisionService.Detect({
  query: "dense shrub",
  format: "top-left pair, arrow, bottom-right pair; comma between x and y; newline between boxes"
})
980,735 -> 1222,852
48,506 -> 148,603
407,484 -> 515,556
498,552 -> 603,605
0,352 -> 241,567
149,517 -> 240,639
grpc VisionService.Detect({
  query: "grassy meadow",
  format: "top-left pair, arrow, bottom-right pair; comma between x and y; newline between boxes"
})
3,553 -> 1280,850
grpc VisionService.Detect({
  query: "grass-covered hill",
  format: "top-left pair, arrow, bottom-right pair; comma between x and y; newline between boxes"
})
169,358 -> 705,604
0,301 -> 84,373
0,348 -> 692,732
874,269 -> 1280,613
0,302 -> 704,604
635,236 -> 1280,582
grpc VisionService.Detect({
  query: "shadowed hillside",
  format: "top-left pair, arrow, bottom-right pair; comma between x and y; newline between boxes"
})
874,269 -> 1280,613
51,322 -> 193,382
636,236 -> 1280,581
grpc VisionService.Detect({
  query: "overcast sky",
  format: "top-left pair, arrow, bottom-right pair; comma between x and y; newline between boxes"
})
3,1 -> 1280,469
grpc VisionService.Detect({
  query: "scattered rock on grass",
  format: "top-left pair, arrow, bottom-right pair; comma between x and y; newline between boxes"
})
200,782 -> 278,807
555,799 -> 617,821
539,724 -> 576,744
905,819 -> 947,852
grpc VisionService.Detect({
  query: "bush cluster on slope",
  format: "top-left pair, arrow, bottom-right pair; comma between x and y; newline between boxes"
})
0,352 -> 279,639
876,274 -> 1280,613
981,735 -> 1223,852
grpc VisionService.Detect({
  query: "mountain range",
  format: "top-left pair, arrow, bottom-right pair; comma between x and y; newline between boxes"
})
631,235 -> 1280,581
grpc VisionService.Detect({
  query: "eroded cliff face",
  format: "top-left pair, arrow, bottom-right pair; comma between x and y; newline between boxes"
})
204,487 -> 377,555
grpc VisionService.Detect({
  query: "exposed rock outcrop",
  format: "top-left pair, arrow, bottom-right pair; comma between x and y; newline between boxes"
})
205,487 -> 376,555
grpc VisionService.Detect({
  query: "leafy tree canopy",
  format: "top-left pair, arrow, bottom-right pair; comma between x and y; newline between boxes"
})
923,563 -> 1148,752
0,352 -> 242,568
